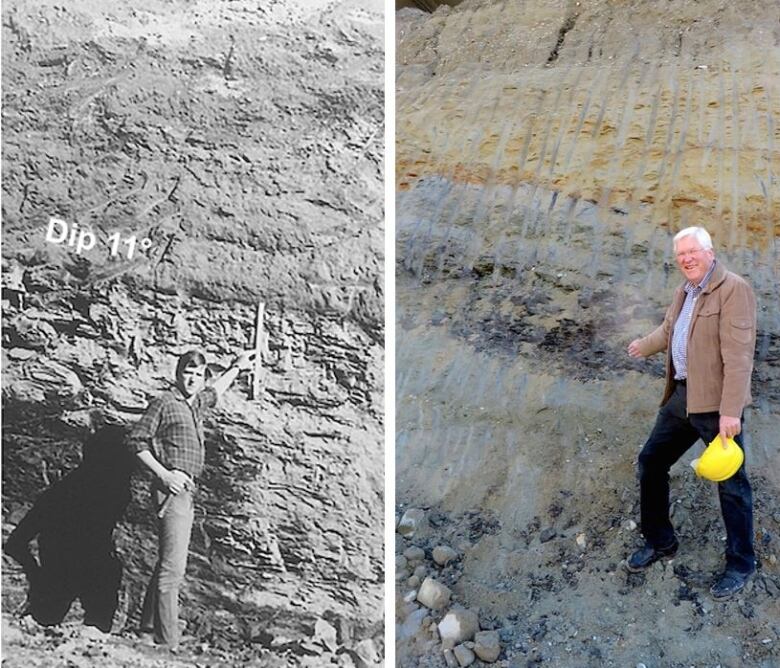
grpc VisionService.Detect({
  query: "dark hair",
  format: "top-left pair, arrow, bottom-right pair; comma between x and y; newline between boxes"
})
175,350 -> 209,381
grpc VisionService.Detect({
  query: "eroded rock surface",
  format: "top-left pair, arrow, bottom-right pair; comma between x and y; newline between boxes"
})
2,0 -> 384,665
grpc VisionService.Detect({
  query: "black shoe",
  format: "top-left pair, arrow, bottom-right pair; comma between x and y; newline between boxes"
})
710,570 -> 753,600
625,541 -> 679,573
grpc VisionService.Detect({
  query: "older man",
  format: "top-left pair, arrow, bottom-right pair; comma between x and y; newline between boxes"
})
625,226 -> 757,600
128,348 -> 254,651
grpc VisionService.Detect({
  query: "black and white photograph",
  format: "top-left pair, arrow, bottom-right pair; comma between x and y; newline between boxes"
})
395,1 -> 779,666
1,0 -> 384,665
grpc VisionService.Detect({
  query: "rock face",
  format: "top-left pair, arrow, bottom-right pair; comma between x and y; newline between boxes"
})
397,1 -> 780,667
2,0 -> 383,665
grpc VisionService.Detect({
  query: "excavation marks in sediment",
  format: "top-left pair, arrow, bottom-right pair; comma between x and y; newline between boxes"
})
395,4 -> 780,665
397,59 -> 780,248
396,170 -> 779,396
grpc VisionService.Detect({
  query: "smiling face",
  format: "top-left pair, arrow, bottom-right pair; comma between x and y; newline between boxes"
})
674,234 -> 715,285
177,364 -> 206,398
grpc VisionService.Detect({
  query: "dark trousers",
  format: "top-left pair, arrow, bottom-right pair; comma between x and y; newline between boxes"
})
637,382 -> 755,574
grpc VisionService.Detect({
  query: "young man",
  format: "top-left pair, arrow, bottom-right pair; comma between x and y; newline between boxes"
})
127,348 -> 255,650
626,226 -> 757,599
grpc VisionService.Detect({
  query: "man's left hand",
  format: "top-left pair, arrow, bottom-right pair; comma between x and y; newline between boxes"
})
719,415 -> 741,448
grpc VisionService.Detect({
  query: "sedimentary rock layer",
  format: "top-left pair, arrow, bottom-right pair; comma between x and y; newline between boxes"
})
2,0 -> 383,664
396,2 -> 780,666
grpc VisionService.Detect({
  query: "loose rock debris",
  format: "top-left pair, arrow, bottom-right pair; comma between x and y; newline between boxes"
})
395,498 -> 780,667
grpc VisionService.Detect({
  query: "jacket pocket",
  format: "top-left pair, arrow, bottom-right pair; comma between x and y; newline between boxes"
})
730,317 -> 753,344
697,302 -> 720,317
692,301 -> 720,344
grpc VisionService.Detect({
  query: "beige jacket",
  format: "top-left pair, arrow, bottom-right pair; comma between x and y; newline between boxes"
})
636,261 -> 756,417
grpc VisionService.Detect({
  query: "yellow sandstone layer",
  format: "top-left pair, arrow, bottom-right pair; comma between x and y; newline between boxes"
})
397,2 -> 780,248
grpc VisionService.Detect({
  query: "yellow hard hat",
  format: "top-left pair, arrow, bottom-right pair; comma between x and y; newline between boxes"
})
690,435 -> 744,482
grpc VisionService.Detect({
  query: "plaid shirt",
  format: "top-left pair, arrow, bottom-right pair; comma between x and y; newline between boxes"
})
671,259 -> 717,380
127,385 -> 217,479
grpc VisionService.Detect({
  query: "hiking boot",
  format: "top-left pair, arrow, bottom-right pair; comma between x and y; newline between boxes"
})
710,570 -> 753,600
80,625 -> 109,642
135,629 -> 156,647
625,541 -> 679,573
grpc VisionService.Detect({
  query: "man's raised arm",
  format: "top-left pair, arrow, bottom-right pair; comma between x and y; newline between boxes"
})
210,349 -> 257,397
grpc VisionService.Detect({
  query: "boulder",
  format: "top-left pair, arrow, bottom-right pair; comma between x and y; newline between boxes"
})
454,643 -> 476,666
443,648 -> 458,668
417,577 -> 451,610
353,638 -> 380,667
474,630 -> 500,662
398,508 -> 426,536
403,545 -> 425,562
314,618 -> 338,651
398,607 -> 428,642
438,608 -> 479,647
433,545 -> 458,566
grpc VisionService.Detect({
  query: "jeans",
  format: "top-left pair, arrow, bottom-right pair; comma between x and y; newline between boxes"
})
637,382 -> 755,574
140,485 -> 194,647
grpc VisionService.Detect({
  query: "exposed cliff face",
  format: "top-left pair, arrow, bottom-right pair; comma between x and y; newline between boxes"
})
2,0 -> 384,665
398,0 -> 780,241
396,2 -> 780,666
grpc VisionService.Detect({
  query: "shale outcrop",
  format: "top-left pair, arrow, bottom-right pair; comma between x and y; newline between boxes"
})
2,0 -> 384,665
